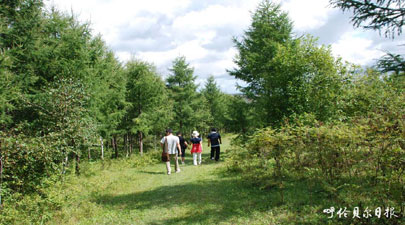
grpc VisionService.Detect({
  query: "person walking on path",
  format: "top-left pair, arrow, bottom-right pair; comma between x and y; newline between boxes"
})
190,130 -> 203,166
207,128 -> 222,161
176,132 -> 188,165
161,128 -> 181,175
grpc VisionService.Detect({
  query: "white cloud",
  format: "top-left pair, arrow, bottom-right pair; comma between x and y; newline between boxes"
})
45,0 -> 403,93
281,0 -> 335,31
332,31 -> 385,65
172,4 -> 250,31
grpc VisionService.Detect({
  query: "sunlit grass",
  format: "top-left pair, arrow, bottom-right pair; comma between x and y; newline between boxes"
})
7,134 -> 400,224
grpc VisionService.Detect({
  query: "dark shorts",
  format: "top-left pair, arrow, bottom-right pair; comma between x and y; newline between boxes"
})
180,147 -> 186,157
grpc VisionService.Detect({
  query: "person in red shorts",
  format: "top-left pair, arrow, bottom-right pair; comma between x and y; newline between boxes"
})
190,130 -> 203,165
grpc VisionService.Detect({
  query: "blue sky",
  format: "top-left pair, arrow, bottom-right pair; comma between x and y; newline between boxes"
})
46,0 -> 404,93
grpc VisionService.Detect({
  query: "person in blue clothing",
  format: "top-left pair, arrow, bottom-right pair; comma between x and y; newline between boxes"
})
207,128 -> 222,161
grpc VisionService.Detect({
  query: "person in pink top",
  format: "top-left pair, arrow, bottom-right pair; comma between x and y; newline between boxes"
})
190,130 -> 203,165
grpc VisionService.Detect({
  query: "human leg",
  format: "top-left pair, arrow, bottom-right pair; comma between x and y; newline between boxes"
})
215,146 -> 220,161
174,154 -> 180,172
193,153 -> 197,165
166,161 -> 171,174
210,147 -> 215,160
198,153 -> 202,165
181,148 -> 185,164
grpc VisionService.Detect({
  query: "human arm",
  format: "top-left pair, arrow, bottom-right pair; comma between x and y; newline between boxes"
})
200,138 -> 203,151
177,142 -> 181,155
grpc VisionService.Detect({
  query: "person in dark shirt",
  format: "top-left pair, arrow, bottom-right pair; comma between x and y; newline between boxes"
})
207,128 -> 222,161
176,132 -> 188,165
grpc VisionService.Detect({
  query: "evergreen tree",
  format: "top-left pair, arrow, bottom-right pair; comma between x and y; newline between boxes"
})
229,0 -> 293,125
224,95 -> 256,134
201,76 -> 227,129
230,0 -> 346,125
0,49 -> 18,128
267,36 -> 346,122
124,60 -> 172,154
166,56 -> 209,134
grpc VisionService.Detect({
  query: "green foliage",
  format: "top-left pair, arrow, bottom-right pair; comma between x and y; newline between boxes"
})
223,95 -> 257,134
330,0 -> 405,77
338,69 -> 403,119
90,49 -> 127,139
0,150 -> 161,224
230,1 -> 346,126
377,52 -> 405,76
201,76 -> 228,129
229,0 -> 292,109
228,88 -> 404,214
0,49 -> 19,126
270,36 -> 347,122
166,56 -> 211,133
329,0 -> 405,38
0,0 -> 124,200
123,59 -> 172,143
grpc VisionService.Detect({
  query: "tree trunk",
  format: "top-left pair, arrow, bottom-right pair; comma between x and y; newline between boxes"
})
154,135 -> 157,151
129,134 -> 133,155
100,137 -> 104,160
113,136 -> 118,158
0,139 -> 3,206
75,152 -> 80,175
125,133 -> 129,157
62,153 -> 68,175
88,146 -> 91,160
139,131 -> 143,155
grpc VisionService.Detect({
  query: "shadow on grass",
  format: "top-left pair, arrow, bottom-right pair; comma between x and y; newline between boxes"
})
92,168 -> 335,224
94,179 -> 270,224
137,171 -> 166,175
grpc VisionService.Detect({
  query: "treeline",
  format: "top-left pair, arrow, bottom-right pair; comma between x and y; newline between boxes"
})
0,1 -> 240,200
226,0 -> 404,222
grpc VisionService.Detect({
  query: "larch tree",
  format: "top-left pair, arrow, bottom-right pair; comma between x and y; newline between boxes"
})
166,56 -> 208,134
228,0 -> 293,126
201,76 -> 227,130
230,0 -> 347,125
124,60 -> 172,155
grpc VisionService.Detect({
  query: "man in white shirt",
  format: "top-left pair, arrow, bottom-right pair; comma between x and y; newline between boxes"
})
160,128 -> 181,175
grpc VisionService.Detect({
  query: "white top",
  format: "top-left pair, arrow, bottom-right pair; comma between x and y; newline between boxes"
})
160,134 -> 180,154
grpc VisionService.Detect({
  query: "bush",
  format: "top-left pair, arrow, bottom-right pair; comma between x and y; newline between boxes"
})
227,105 -> 404,209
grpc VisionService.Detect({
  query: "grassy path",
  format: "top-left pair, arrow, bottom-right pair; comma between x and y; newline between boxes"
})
48,134 -> 287,225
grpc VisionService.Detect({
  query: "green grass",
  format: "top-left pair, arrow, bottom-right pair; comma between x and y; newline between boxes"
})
47,134 -> 288,224
5,134 -> 403,224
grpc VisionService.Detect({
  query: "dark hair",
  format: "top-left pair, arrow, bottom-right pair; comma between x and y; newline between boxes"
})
176,131 -> 182,136
166,128 -> 173,134
211,128 -> 217,132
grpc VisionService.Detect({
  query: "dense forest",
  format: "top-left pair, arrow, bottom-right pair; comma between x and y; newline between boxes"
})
0,0 -> 404,224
